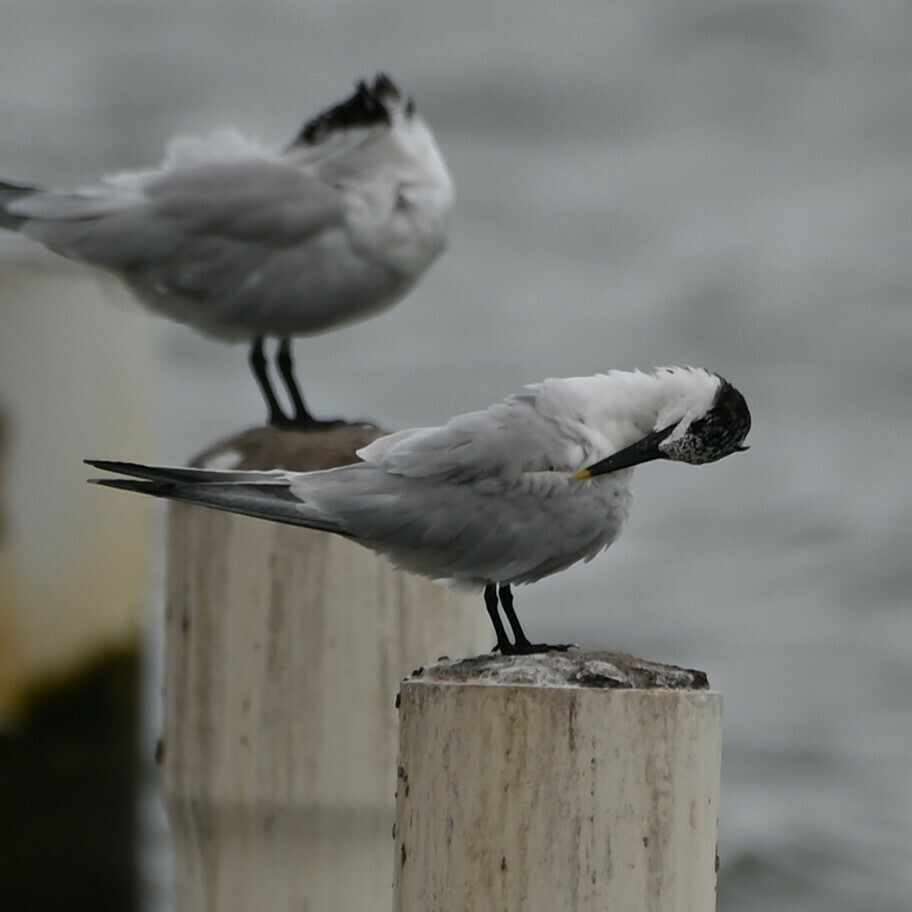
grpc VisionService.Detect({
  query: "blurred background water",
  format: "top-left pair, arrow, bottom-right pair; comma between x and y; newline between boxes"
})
0,1 -> 910,910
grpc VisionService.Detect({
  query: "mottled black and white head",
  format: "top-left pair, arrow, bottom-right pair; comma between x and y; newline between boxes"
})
292,73 -> 416,147
574,371 -> 751,479
656,377 -> 751,464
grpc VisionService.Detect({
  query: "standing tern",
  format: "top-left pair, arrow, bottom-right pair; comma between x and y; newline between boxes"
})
0,73 -> 454,428
87,367 -> 751,653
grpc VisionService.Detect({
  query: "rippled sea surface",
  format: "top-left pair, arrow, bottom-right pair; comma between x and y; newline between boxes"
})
3,1 -> 911,909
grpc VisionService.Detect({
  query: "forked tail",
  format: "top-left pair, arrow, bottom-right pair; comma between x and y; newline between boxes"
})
86,459 -> 346,535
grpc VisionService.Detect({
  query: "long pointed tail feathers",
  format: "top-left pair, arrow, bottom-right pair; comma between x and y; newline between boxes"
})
85,460 -> 346,535
86,459 -> 288,485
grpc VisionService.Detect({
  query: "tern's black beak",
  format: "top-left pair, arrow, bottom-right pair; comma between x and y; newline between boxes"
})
571,426 -> 674,480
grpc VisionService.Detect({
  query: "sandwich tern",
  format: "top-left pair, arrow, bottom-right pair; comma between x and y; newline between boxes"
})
87,367 -> 751,653
0,74 -> 454,428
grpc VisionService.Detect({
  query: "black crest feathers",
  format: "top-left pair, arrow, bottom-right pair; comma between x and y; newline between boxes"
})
294,73 -> 410,146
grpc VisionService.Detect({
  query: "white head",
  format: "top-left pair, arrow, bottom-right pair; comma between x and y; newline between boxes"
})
290,74 -> 454,271
290,75 -> 451,189
574,370 -> 752,479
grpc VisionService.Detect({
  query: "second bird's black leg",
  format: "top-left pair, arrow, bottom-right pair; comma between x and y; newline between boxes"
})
275,338 -> 347,430
487,583 -> 575,655
498,584 -> 536,651
276,338 -> 318,428
485,584 -> 513,655
249,336 -> 290,427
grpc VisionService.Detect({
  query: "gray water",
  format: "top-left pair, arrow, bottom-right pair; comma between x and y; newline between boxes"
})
2,1 -> 911,909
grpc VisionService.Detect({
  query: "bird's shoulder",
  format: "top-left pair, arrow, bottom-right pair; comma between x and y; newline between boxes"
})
145,137 -> 340,202
357,389 -> 590,481
92,132 -> 347,243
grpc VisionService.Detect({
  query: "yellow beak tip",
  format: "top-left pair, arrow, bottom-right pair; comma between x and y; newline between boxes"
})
570,469 -> 591,482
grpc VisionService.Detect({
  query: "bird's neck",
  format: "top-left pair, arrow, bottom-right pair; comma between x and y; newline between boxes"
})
544,369 -> 717,458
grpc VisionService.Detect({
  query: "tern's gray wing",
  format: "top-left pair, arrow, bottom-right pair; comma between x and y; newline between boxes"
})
6,160 -> 357,335
288,463 -> 620,587
143,161 -> 346,244
357,395 -> 589,481
87,453 -> 624,588
8,160 -> 345,264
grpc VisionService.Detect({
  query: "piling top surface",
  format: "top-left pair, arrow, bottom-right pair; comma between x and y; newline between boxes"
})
192,422 -> 388,471
406,652 -> 709,691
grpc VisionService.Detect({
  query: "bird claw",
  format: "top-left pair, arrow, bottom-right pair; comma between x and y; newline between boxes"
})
494,641 -> 577,656
269,414 -> 350,432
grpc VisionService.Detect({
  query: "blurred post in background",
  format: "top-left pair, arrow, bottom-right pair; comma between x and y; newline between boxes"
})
0,246 -> 155,911
0,407 -> 12,710
162,431 -> 492,912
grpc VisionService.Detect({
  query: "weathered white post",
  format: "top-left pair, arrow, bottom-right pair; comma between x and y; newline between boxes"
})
160,426 -> 492,912
394,653 -> 722,912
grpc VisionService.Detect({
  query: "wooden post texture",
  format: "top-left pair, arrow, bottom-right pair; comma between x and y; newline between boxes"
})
161,426 -> 492,912
394,654 -> 722,912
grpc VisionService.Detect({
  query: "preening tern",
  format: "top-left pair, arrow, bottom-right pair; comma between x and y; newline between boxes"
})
88,367 -> 751,653
1,74 -> 454,428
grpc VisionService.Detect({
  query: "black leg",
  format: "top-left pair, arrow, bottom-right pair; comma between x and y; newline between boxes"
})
276,338 -> 318,427
484,584 -> 512,654
495,584 -> 575,655
499,585 -> 533,649
274,338 -> 347,430
249,337 -> 289,427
